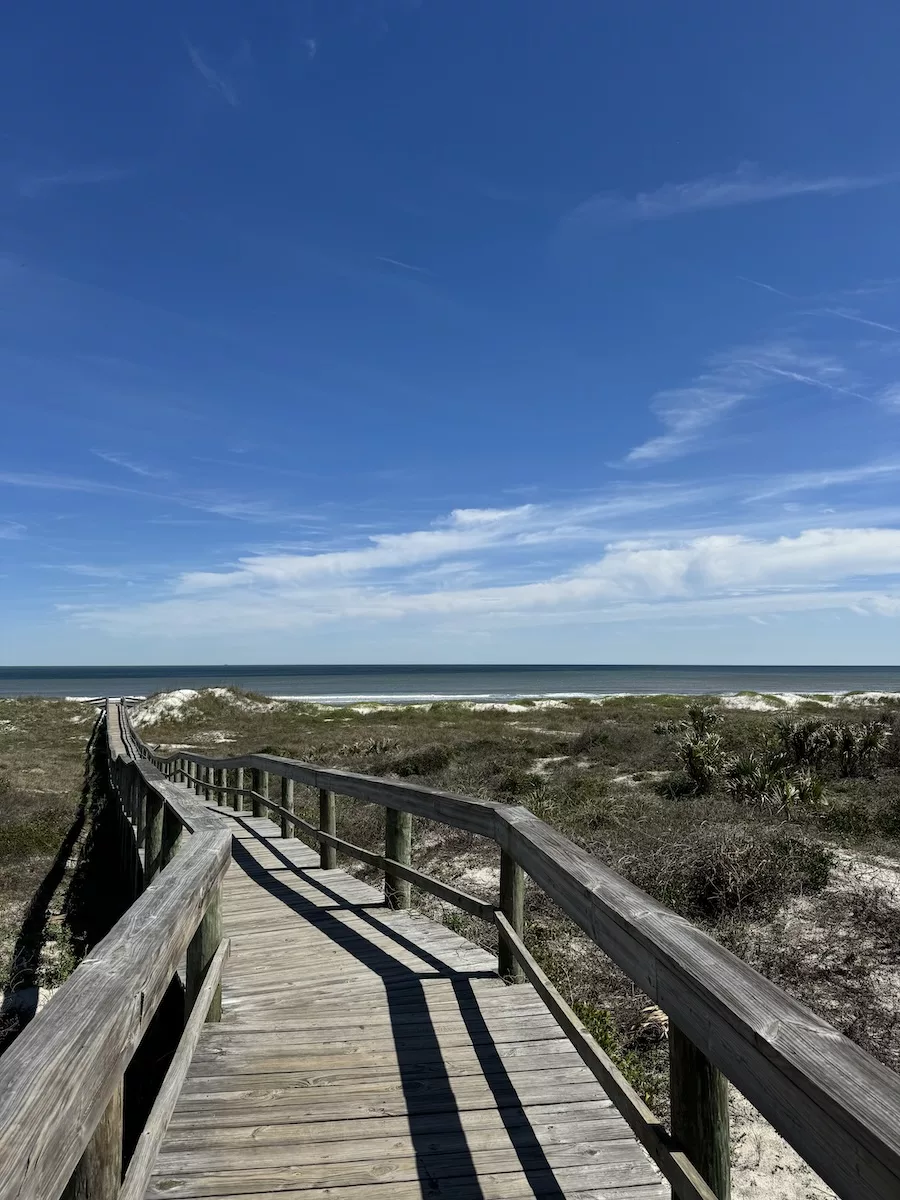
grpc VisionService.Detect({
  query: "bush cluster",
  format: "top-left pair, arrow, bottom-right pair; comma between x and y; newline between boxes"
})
655,708 -> 891,815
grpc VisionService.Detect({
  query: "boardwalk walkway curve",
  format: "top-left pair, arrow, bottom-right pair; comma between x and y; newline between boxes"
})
0,701 -> 899,1199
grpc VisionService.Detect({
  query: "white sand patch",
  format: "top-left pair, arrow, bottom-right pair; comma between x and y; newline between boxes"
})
464,701 -> 530,712
833,848 -> 900,902
457,863 -> 501,894
720,693 -> 809,712
156,731 -> 236,748
131,687 -> 287,727
732,1091 -> 833,1199
532,755 -> 569,777
131,689 -> 200,726
721,694 -> 784,712
842,691 -> 899,706
350,703 -> 432,714
728,846 -> 900,1198
720,690 -> 899,713
206,687 -> 283,713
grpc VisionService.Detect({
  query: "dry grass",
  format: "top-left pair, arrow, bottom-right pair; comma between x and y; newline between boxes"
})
0,698 -> 97,1048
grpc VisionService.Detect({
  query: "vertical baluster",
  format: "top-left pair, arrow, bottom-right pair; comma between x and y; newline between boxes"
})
319,788 -> 336,868
281,776 -> 293,838
185,885 -> 223,1023
145,782 -> 164,883
384,808 -> 412,909
161,806 -> 180,868
669,1027 -> 730,1199
498,851 -> 525,983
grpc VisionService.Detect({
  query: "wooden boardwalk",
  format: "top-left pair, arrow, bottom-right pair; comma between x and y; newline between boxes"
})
148,808 -> 666,1200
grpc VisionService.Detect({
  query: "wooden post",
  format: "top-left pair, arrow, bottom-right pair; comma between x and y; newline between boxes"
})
185,886 -> 223,1023
281,777 -> 293,838
499,851 -> 525,983
161,806 -> 181,869
145,785 -> 164,883
319,788 -> 336,868
670,1024 -> 731,1199
61,1081 -> 123,1200
235,766 -> 244,811
134,767 -> 146,852
251,769 -> 267,818
213,767 -> 222,805
384,808 -> 412,909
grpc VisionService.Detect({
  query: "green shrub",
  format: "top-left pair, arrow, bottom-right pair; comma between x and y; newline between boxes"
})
627,827 -> 833,920
391,743 -> 453,777
572,725 -> 608,755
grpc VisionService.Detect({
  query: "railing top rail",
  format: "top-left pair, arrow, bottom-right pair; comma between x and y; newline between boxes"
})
0,705 -> 231,1200
132,714 -> 900,1200
111,702 -> 222,835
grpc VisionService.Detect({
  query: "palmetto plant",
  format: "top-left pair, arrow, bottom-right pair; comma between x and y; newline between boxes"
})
655,706 -> 725,794
774,718 -> 833,770
824,720 -> 891,777
724,751 -> 826,816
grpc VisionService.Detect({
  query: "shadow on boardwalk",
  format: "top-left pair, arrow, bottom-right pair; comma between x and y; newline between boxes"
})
229,820 -> 567,1199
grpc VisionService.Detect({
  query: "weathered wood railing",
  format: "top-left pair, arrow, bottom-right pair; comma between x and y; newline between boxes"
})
0,702 -> 231,1200
137,711 -> 900,1200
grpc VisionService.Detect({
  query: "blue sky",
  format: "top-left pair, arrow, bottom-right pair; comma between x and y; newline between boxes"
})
3,0 -> 900,665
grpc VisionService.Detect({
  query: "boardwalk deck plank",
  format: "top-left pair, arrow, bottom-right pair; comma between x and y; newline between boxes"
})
147,808 -> 666,1200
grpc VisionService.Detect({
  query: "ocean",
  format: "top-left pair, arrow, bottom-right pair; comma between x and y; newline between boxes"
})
1,664 -> 900,702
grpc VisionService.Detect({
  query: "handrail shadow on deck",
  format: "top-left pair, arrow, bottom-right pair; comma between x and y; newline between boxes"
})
223,812 -> 568,1198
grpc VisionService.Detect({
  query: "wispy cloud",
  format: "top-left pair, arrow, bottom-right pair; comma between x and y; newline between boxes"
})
303,38 -> 317,59
185,42 -> 239,107
564,163 -> 895,232
747,459 -> 900,501
737,277 -> 900,337
92,450 -> 169,479
376,256 -> 431,275
0,468 -> 311,524
70,515 -> 900,638
18,166 -> 132,199
879,384 -> 900,411
624,341 -> 859,464
739,342 -> 869,400
177,506 -> 537,592
738,276 -> 794,299
0,470 -> 121,495
815,308 -> 900,335
0,521 -> 25,539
